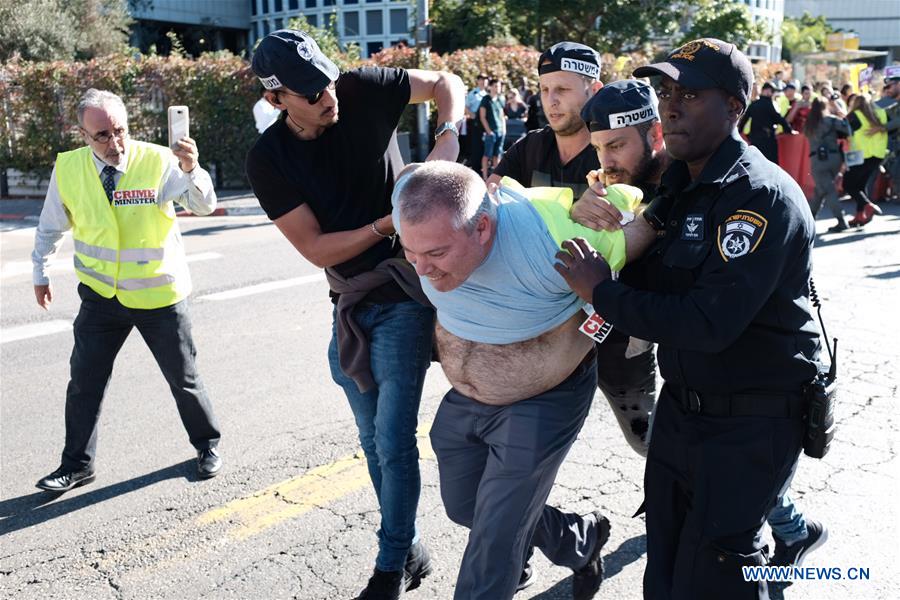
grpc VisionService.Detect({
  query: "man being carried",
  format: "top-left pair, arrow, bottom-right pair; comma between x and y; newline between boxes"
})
393,160 -> 657,600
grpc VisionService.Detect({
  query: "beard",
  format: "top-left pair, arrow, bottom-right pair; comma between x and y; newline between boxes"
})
604,143 -> 662,188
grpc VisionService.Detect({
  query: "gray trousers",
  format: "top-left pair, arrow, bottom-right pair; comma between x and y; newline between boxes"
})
430,353 -> 600,600
808,153 -> 844,220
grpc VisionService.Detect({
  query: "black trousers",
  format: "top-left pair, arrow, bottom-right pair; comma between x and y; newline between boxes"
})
61,284 -> 221,470
844,157 -> 882,211
750,135 -> 779,165
643,385 -> 803,600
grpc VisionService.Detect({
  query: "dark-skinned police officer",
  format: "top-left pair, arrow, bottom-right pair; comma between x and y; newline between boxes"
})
555,39 -> 822,600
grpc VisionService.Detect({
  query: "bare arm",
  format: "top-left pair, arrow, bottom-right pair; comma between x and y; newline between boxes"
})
273,204 -> 393,269
622,216 -> 657,263
408,69 -> 465,162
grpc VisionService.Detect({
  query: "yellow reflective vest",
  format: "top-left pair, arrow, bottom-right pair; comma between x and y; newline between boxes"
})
500,177 -> 642,272
850,107 -> 889,160
55,141 -> 191,309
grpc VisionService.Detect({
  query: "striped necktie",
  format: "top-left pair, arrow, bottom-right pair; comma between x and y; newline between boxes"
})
102,165 -> 117,203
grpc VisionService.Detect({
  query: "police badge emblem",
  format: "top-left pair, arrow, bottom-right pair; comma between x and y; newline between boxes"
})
297,40 -> 314,60
717,210 -> 767,261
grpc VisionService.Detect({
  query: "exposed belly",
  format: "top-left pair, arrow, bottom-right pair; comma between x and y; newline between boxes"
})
435,311 -> 593,405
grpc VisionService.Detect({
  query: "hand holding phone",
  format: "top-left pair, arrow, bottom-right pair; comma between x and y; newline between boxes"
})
168,105 -> 189,148
167,106 -> 197,172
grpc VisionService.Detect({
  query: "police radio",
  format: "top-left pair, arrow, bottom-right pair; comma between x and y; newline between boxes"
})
803,279 -> 837,459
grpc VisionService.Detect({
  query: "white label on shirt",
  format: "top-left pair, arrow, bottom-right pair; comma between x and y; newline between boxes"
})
579,304 -> 613,344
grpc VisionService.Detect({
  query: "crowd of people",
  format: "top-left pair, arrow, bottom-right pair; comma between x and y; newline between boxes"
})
738,71 -> 898,231
30,25 -> 900,600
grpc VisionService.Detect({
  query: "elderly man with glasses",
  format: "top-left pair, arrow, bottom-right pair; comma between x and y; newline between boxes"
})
31,87 -> 223,492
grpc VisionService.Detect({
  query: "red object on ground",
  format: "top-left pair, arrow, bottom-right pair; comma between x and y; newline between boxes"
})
777,134 -> 816,199
872,172 -> 889,203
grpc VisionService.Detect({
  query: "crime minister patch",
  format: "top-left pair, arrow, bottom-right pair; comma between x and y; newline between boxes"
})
113,189 -> 157,207
717,210 -> 767,261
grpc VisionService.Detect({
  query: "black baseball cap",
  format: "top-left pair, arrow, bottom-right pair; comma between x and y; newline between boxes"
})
582,80 -> 658,132
538,41 -> 601,80
633,38 -> 754,107
251,29 -> 339,94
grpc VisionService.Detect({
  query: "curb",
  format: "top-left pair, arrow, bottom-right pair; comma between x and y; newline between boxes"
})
176,207 -> 229,217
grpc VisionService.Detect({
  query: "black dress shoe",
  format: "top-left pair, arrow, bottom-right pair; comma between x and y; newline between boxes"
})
197,447 -> 222,478
35,465 -> 95,492
354,568 -> 404,600
404,542 -> 433,591
572,512 -> 612,600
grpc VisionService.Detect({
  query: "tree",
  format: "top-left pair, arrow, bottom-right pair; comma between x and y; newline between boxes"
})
781,12 -> 834,62
0,0 -> 131,62
286,14 -> 360,70
678,0 -> 770,49
430,0 -> 515,54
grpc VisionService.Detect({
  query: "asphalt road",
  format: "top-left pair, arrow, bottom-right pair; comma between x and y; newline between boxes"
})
1,201 -> 898,600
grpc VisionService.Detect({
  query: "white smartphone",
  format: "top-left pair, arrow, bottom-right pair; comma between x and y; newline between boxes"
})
167,105 -> 190,148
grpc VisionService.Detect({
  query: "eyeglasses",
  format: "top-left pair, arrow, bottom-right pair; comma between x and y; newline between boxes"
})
83,127 -> 127,144
278,81 -> 336,105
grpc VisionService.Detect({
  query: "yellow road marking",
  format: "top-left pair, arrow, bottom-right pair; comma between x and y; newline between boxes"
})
198,424 -> 435,540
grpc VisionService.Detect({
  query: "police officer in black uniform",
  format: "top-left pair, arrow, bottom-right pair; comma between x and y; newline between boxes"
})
555,39 -> 822,600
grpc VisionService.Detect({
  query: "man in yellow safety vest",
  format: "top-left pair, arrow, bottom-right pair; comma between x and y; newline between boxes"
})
31,88 -> 223,492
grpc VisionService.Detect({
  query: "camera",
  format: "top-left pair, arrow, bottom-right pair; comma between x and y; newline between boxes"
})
830,92 -> 840,101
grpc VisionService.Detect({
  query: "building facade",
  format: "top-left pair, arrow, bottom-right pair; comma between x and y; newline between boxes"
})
785,0 -> 900,66
248,0 -> 415,58
741,0 -> 785,62
129,0 -> 249,55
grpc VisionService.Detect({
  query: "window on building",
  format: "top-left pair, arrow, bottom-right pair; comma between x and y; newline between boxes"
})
305,0 -> 316,7
344,0 -> 358,4
324,0 -> 335,6
262,19 -> 270,35
251,0 -> 257,16
366,0 -> 381,3
289,0 -> 298,8
307,13 -> 318,27
261,0 -> 269,13
389,8 -> 406,35
344,11 -> 360,36
366,10 -> 382,35
275,17 -> 283,29
255,21 -> 262,39
274,0 -> 282,11
367,41 -> 383,57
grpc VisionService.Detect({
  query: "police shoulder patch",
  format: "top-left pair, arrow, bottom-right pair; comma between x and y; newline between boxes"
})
717,210 -> 768,261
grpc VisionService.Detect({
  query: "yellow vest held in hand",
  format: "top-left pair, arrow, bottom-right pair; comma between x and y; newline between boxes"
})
850,107 -> 888,160
55,141 -> 192,309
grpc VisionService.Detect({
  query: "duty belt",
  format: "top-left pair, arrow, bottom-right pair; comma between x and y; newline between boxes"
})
668,384 -> 805,419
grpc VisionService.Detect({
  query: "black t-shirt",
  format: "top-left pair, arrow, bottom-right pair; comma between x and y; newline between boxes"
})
493,126 -> 598,198
245,67 -> 410,302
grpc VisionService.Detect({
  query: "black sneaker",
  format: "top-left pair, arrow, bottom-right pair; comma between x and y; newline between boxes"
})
516,547 -> 535,593
404,542 -> 433,592
35,465 -> 96,492
354,569 -> 404,600
827,222 -> 849,233
572,512 -> 612,600
770,519 -> 828,567
197,447 -> 222,479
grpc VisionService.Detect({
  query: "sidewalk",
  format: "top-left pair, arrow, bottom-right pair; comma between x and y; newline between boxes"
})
0,190 -> 264,221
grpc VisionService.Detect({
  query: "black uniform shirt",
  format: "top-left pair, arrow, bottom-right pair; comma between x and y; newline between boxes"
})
493,126 -> 598,198
246,67 -> 410,303
738,97 -> 793,139
592,131 -> 821,393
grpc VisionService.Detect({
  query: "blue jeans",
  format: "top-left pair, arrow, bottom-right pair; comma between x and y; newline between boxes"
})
328,300 -> 435,571
767,462 -> 808,545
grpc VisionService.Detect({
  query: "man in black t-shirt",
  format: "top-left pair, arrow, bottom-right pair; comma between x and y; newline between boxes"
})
245,30 -> 464,600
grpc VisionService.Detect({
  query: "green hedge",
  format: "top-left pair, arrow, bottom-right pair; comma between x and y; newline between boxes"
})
0,45 -> 655,188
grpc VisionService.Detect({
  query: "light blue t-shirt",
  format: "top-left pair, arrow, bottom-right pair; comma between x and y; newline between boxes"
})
395,187 -> 582,344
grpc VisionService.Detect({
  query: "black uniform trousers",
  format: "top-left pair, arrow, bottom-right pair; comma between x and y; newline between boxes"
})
643,384 -> 804,600
748,135 -> 779,165
61,283 -> 221,470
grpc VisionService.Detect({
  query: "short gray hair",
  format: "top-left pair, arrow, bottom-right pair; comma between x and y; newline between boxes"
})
76,89 -> 128,126
396,161 -> 496,232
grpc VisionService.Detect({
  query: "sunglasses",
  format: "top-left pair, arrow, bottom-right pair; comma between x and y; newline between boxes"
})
278,81 -> 336,105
